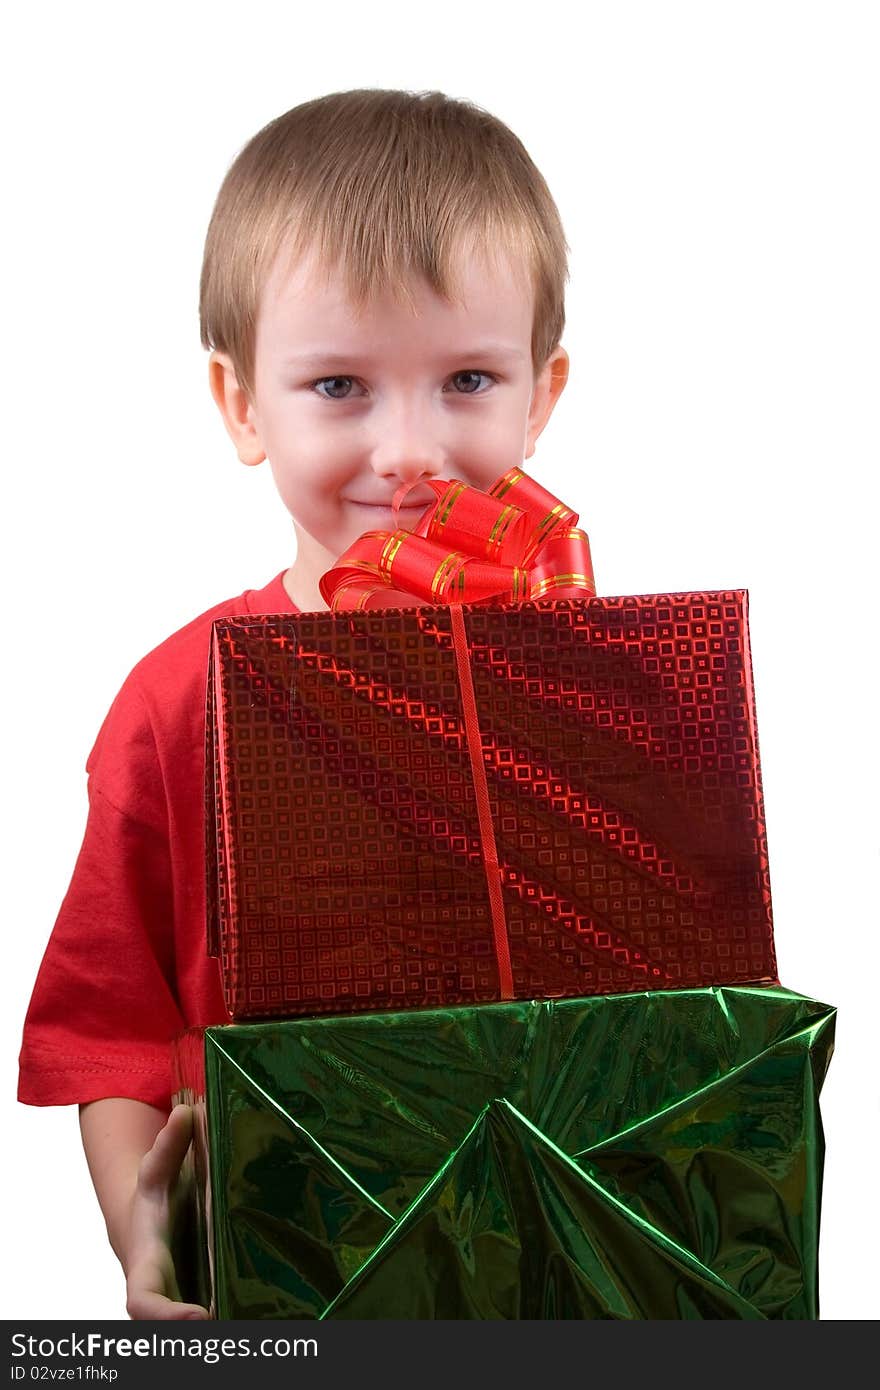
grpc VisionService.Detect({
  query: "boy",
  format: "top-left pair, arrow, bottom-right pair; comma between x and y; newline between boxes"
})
18,88 -> 570,1318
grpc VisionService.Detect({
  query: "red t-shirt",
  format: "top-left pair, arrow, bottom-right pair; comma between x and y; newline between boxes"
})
18,572 -> 299,1108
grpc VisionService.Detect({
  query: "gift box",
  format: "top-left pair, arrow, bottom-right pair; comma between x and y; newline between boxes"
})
173,986 -> 834,1319
206,591 -> 777,1021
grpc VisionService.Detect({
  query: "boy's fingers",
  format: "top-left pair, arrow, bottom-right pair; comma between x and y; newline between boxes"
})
138,1105 -> 193,1191
126,1248 -> 209,1321
127,1107 -> 200,1319
127,1288 -> 209,1321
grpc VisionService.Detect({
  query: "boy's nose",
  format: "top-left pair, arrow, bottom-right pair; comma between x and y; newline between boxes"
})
368,411 -> 446,484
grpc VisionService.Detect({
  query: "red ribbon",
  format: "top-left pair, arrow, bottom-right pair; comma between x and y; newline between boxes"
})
448,604 -> 515,998
319,466 -> 596,611
315,465 -> 597,997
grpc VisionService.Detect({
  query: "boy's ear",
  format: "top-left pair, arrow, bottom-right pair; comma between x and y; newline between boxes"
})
524,347 -> 569,460
208,351 -> 266,467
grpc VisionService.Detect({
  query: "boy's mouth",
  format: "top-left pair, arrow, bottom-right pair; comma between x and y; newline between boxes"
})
347,498 -> 434,515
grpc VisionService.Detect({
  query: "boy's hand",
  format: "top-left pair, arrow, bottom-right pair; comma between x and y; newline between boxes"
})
79,1096 -> 210,1321
124,1104 -> 209,1320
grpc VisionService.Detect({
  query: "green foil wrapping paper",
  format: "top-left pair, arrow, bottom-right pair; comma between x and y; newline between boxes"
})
173,987 -> 834,1320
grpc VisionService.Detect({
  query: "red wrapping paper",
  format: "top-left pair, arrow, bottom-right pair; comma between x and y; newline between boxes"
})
205,592 -> 777,1021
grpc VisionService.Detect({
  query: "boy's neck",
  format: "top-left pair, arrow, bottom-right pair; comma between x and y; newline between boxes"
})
282,564 -> 331,615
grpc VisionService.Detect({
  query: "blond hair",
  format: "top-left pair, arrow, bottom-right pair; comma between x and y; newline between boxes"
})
199,89 -> 568,402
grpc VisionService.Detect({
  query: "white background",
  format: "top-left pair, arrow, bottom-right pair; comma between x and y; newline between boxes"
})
3,0 -> 877,1321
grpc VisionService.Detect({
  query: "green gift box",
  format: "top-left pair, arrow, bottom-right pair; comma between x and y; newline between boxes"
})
173,986 -> 834,1320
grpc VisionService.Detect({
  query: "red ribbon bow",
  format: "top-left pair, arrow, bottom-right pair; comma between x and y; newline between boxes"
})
319,466 -> 596,611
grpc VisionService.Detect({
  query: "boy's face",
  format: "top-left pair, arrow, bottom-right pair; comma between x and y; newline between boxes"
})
210,245 -> 568,609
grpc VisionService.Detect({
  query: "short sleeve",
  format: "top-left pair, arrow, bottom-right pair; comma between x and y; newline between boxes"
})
18,676 -> 185,1107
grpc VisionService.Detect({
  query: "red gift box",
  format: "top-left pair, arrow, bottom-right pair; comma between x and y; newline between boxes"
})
205,592 -> 777,1021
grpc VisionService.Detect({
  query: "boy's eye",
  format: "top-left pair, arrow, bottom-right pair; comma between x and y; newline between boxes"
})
449,370 -> 494,394
313,376 -> 359,400
311,371 -> 495,398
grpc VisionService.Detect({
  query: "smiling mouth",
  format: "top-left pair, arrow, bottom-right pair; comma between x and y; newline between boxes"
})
348,499 -> 432,510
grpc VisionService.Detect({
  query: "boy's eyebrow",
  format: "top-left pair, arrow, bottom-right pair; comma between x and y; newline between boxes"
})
283,344 -> 527,368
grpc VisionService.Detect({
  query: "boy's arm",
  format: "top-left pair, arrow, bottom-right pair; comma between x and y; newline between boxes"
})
79,1099 -> 209,1320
